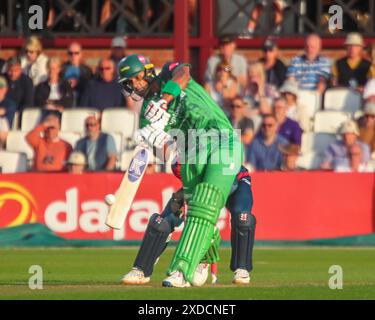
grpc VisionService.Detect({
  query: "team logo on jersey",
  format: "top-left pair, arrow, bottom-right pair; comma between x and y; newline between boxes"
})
128,149 -> 148,182
155,216 -> 163,224
240,213 -> 248,222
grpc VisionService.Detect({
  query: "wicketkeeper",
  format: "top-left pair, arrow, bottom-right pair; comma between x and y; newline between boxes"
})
118,54 -> 246,287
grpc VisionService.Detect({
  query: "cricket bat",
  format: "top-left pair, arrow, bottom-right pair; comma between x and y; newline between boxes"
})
105,145 -> 152,229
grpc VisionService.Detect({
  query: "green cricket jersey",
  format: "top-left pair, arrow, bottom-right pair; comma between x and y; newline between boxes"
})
139,62 -> 239,153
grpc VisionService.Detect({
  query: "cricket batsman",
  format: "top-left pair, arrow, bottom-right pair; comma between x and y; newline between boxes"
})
117,54 -> 244,287
122,161 -> 256,286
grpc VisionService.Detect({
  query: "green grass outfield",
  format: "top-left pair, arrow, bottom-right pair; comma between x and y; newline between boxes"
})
0,247 -> 374,300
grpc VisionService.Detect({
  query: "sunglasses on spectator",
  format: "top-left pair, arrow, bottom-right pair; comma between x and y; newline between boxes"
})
86,122 -> 98,127
100,66 -> 113,71
231,103 -> 243,109
68,51 -> 81,56
262,123 -> 275,128
365,114 -> 375,118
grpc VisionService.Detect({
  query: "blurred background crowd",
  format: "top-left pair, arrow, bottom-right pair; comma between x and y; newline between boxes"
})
1,0 -> 375,174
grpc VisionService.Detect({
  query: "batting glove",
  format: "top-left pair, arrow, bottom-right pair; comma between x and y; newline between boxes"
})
134,124 -> 171,149
144,99 -> 170,128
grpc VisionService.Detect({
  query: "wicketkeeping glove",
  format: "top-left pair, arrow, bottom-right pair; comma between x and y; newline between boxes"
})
134,124 -> 171,149
144,99 -> 170,129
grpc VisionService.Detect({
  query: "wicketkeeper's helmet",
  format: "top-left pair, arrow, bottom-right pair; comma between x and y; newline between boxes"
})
117,54 -> 156,100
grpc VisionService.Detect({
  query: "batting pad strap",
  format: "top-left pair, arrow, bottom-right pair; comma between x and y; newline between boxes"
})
202,228 -> 221,264
161,80 -> 182,98
188,183 -> 224,224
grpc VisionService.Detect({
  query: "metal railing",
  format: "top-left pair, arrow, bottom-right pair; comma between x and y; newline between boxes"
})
0,0 -> 175,36
0,0 -> 373,38
216,0 -> 375,37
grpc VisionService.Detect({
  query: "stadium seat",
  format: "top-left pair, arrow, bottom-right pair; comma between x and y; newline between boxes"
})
368,159 -> 375,172
11,111 -> 20,130
301,132 -> 337,155
101,108 -> 139,139
6,131 -> 34,160
0,151 -> 28,173
323,88 -> 362,114
354,110 -> 364,120
298,90 -> 322,118
296,152 -> 324,170
61,108 -> 99,134
313,111 -> 350,134
58,132 -> 82,149
21,108 -> 43,132
120,148 -> 135,171
107,132 -> 123,155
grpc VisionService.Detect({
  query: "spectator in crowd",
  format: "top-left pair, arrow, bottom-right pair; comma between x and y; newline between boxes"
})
229,96 -> 255,146
80,58 -> 125,110
110,36 -> 127,66
0,57 -> 5,74
287,34 -> 331,92
279,144 -> 300,171
204,62 -> 238,115
245,0 -> 287,37
0,76 -> 16,149
67,151 -> 86,174
204,35 -> 248,90
26,112 -> 72,172
335,144 -> 373,172
363,78 -> 375,103
0,76 -> 17,135
332,33 -> 374,91
244,61 -> 274,116
20,36 -> 48,86
34,57 -> 74,115
320,120 -> 370,171
358,101 -> 375,156
259,38 -> 287,89
61,42 -> 93,106
246,114 -> 288,170
75,115 -> 117,171
5,56 -> 34,113
279,79 -> 311,132
274,97 -> 303,146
